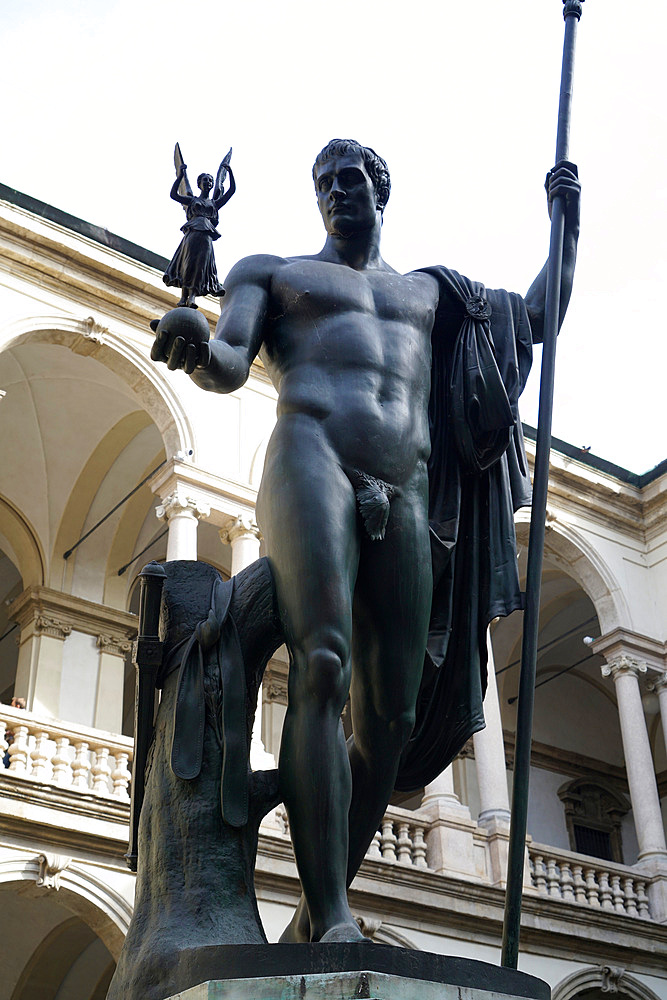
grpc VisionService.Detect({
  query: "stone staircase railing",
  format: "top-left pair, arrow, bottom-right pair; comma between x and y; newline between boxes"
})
528,842 -> 651,919
0,704 -> 133,801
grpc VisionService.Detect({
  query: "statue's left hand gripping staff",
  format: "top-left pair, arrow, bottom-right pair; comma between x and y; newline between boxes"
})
125,561 -> 166,872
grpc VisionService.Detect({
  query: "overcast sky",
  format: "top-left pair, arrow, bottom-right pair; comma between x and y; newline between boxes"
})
2,0 -> 665,473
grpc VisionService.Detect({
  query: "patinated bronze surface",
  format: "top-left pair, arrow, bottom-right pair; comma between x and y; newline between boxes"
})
163,143 -> 235,308
150,140 -> 581,946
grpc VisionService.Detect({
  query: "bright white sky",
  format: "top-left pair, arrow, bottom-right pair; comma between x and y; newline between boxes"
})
2,0 -> 665,473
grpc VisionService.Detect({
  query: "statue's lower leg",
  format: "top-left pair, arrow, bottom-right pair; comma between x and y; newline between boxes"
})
280,730 -> 406,943
278,661 -> 365,944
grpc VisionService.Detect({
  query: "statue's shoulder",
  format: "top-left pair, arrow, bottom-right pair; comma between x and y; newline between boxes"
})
225,253 -> 288,289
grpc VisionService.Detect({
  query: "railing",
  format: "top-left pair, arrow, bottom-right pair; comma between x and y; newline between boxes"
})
274,802 -> 430,870
528,842 -> 650,919
0,705 -> 133,801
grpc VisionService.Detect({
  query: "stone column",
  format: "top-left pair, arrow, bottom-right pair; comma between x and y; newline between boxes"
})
95,633 -> 132,733
602,655 -> 667,921
156,492 -> 210,561
654,673 -> 667,763
219,514 -> 275,772
473,630 -> 512,886
12,611 -> 71,718
420,765 -> 478,877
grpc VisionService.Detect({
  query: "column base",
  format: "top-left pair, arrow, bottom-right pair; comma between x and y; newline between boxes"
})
160,944 -> 549,1000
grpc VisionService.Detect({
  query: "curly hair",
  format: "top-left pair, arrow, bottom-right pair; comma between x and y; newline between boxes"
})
312,139 -> 391,212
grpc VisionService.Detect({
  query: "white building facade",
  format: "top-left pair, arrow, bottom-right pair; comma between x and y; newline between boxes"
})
0,187 -> 665,1000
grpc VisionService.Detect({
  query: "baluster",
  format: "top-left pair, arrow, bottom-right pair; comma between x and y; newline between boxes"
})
90,746 -> 112,794
0,721 -> 8,768
546,857 -> 561,897
71,742 -> 91,789
30,731 -> 52,781
635,881 -> 650,918
623,877 -> 638,918
598,871 -> 613,910
532,854 -> 547,894
380,818 -> 397,862
366,830 -> 382,860
572,865 -> 587,904
111,752 -> 132,800
8,725 -> 31,775
610,874 -> 624,913
412,823 -> 428,869
560,862 -> 575,902
396,822 -> 412,865
584,867 -> 600,907
52,737 -> 73,785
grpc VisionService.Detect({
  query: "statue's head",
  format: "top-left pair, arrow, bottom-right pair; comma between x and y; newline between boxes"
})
312,140 -> 391,214
197,173 -> 214,194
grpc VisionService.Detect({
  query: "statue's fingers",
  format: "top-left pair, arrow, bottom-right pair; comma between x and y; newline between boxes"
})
150,329 -> 169,363
167,337 -> 185,371
199,342 -> 211,368
184,342 -> 198,375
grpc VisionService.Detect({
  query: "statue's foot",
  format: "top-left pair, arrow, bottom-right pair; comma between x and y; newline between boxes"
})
278,897 -> 310,943
318,921 -> 369,944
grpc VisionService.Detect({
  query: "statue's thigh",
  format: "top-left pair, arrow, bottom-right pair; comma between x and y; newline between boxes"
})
351,493 -> 432,719
258,446 -> 360,649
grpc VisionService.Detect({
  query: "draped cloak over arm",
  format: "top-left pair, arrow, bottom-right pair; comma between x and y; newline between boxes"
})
395,267 -> 534,792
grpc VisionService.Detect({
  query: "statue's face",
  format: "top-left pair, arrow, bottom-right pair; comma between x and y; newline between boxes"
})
314,152 -> 379,238
199,175 -> 213,194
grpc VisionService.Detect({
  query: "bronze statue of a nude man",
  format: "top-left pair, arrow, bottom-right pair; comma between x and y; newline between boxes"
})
151,139 -> 581,944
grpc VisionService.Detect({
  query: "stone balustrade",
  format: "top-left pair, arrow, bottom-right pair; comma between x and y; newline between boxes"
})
274,803 -> 431,870
529,842 -> 651,919
0,704 -> 133,801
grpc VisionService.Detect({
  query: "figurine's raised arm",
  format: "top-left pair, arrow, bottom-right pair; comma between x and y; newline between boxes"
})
169,164 -> 192,207
213,148 -> 236,210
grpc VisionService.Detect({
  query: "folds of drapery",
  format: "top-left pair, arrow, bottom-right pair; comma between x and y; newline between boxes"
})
395,267 -> 533,792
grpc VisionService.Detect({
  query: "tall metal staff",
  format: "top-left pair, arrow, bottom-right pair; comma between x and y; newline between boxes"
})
501,0 -> 585,969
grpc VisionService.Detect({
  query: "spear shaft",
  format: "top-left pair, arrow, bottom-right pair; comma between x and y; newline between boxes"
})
501,0 -> 584,969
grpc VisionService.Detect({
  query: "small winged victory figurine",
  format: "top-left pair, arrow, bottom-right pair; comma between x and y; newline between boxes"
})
163,143 -> 236,308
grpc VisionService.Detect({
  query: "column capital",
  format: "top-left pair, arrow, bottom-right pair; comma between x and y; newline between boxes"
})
219,513 -> 262,546
650,672 -> 667,693
601,655 -> 647,682
97,632 -> 132,657
34,615 -> 72,641
156,491 -> 210,523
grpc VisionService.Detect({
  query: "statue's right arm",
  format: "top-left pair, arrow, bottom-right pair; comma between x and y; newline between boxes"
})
189,255 -> 276,394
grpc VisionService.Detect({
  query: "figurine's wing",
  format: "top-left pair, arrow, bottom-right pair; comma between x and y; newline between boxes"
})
174,142 -> 193,199
213,147 -> 232,202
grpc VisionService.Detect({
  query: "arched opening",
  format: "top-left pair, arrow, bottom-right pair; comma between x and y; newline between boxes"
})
0,328 -> 185,732
0,885 -> 115,1000
490,523 -> 637,863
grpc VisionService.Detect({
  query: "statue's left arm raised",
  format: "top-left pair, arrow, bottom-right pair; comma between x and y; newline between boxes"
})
525,160 -> 581,341
151,254 -> 279,389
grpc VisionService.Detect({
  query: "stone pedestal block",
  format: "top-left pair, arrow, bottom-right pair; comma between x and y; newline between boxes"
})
159,944 -> 549,1000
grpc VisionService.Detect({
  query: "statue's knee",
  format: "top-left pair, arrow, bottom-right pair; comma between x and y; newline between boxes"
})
301,645 -> 349,711
388,709 -> 416,750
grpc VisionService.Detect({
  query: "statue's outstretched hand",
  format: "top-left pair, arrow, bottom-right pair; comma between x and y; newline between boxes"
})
150,312 -> 211,375
545,161 -> 580,233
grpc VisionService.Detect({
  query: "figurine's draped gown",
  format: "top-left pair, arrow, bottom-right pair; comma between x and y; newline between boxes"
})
163,196 -> 224,298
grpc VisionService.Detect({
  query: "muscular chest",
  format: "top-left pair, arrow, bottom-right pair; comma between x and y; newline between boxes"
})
270,260 -> 437,330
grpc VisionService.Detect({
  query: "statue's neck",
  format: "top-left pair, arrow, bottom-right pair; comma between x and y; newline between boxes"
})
319,222 -> 385,271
